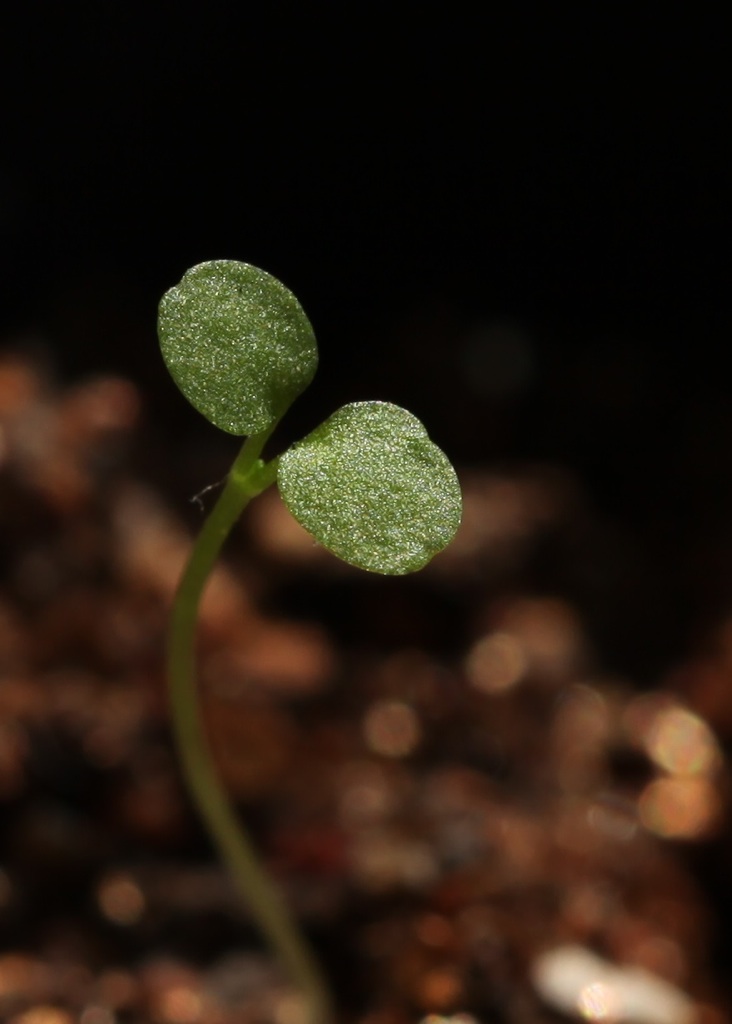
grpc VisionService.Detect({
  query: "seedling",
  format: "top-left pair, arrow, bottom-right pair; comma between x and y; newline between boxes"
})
159,260 -> 462,1023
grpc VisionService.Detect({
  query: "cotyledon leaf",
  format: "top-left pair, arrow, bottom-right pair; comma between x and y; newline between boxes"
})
277,402 -> 462,574
158,260 -> 318,435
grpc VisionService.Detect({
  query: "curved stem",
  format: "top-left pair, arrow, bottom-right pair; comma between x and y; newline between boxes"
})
167,431 -> 334,1024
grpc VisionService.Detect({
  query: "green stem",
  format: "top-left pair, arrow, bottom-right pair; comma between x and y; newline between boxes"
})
167,431 -> 334,1024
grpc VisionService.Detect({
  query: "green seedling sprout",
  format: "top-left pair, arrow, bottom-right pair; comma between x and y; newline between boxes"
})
159,260 -> 462,1024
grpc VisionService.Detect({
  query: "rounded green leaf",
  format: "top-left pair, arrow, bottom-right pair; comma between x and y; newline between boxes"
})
158,260 -> 318,435
277,402 -> 462,574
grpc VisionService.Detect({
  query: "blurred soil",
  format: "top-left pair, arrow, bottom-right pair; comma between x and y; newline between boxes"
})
0,352 -> 731,1024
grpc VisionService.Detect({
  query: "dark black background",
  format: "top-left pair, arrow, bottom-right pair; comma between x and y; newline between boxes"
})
2,8 -> 728,388
1,5 -> 731,658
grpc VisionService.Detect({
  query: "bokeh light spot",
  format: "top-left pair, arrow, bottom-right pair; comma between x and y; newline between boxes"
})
498,597 -> 584,681
158,985 -> 202,1024
578,980 -> 619,1020
12,1009 -> 73,1024
96,872 -> 145,926
646,706 -> 720,777
272,992 -> 309,1024
465,631 -> 527,694
418,967 -> 464,1010
363,699 -> 421,758
639,776 -> 721,839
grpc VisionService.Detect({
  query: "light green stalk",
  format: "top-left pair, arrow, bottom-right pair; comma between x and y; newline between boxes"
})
167,430 -> 333,1024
